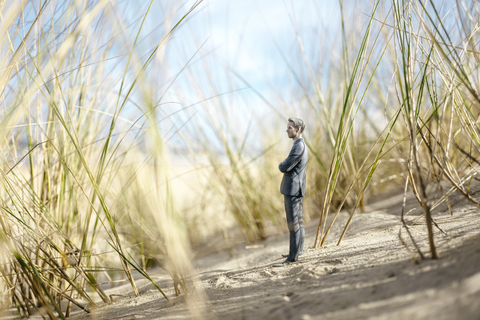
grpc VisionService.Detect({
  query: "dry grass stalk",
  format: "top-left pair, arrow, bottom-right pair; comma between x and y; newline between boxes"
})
0,0 -> 205,318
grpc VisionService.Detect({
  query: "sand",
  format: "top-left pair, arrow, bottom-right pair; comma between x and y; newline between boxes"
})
5,191 -> 480,320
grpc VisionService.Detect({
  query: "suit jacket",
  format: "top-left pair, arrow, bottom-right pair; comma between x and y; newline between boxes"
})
279,138 -> 308,197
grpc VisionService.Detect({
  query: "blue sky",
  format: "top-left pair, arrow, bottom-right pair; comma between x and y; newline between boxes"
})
144,0 -> 381,153
173,0 -> 342,93
148,0 -> 354,147
186,0 -> 341,83
5,0 -> 380,156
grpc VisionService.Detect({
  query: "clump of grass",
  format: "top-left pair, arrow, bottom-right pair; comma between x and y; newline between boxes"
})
0,0 -> 205,318
306,0 -> 480,260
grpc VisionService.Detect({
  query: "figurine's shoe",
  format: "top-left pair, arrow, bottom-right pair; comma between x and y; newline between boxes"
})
281,253 -> 303,258
272,259 -> 296,267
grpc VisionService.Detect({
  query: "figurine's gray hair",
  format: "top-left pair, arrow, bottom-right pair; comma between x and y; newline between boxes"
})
288,117 -> 305,133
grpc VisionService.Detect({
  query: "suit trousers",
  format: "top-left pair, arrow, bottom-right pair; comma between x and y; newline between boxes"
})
284,195 -> 305,261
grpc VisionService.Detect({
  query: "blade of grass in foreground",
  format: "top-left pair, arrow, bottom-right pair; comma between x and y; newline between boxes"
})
314,0 -> 381,247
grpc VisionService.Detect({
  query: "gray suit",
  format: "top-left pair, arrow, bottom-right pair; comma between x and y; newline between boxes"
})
279,138 -> 308,261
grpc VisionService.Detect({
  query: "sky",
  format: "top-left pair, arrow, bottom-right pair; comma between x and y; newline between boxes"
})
3,0 -> 474,168
171,0 -> 342,94
149,0 -> 357,152
147,0 -> 384,154
4,0 -> 381,158
185,0 -> 341,86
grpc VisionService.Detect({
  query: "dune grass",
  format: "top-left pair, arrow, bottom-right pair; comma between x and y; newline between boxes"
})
307,0 -> 480,260
0,1 -> 204,318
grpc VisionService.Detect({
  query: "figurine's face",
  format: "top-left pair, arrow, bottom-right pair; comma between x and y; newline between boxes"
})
286,121 -> 300,139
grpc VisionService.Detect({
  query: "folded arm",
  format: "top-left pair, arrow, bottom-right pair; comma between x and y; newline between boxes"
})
279,142 -> 305,173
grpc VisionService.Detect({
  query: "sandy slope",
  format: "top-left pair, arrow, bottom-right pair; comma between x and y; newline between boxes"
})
6,192 -> 480,320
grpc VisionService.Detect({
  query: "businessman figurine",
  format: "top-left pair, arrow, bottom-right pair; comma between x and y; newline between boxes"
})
273,117 -> 308,267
